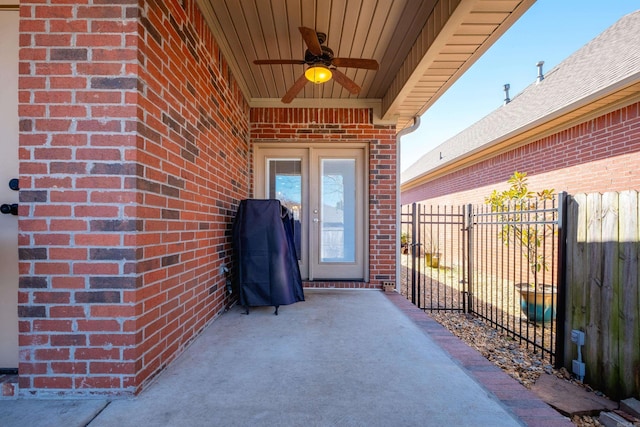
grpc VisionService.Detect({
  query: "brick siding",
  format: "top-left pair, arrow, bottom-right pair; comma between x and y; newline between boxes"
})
402,102 -> 640,206
18,0 -> 249,396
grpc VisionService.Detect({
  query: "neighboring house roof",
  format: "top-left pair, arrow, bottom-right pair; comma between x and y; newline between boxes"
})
402,10 -> 640,187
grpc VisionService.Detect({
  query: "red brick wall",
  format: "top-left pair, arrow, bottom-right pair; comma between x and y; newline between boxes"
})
17,0 -> 398,397
18,0 -> 249,396
250,108 -> 397,288
402,102 -> 640,206
131,0 -> 249,393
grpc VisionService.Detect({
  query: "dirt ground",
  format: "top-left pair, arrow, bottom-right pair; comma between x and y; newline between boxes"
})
400,254 -> 557,363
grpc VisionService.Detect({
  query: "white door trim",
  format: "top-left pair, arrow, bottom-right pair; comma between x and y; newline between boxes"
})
0,7 -> 20,369
254,142 -> 369,282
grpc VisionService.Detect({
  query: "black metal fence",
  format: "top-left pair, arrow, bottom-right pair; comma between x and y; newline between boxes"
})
400,193 -> 567,365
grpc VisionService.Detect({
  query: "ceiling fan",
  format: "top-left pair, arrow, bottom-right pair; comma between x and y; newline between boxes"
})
253,26 -> 379,103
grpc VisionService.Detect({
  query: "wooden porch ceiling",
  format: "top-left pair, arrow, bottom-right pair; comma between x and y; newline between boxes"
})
195,0 -> 535,130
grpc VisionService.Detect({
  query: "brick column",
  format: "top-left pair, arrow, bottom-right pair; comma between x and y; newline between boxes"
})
18,1 -> 140,395
18,0 -> 250,396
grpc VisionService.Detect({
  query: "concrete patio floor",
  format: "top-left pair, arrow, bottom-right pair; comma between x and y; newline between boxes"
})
0,289 -> 573,426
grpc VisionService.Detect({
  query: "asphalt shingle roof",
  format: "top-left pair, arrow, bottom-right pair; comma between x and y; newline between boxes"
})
402,10 -> 640,184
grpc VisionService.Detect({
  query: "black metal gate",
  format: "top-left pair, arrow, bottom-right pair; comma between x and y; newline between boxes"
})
400,193 -> 567,365
400,204 -> 467,312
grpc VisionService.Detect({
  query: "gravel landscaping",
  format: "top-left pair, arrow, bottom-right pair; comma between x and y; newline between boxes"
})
427,307 -> 608,426
399,255 -> 612,426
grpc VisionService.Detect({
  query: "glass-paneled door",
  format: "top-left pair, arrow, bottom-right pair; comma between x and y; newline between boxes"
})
255,145 -> 367,281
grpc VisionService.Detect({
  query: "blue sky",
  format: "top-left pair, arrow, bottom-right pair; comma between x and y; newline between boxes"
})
400,0 -> 640,172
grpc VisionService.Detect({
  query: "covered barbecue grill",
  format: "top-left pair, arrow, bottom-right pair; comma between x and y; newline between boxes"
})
232,199 -> 304,314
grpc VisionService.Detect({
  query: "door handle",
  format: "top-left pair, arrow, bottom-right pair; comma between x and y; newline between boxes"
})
313,218 -> 319,223
1,204 -> 18,215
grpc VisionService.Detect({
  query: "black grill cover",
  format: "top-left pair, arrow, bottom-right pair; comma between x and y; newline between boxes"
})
232,199 -> 304,308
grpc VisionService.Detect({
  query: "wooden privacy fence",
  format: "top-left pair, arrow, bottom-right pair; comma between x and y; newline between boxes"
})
564,190 -> 640,400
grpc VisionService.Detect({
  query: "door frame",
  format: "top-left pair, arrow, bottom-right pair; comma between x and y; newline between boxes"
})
254,142 -> 370,282
0,5 -> 20,370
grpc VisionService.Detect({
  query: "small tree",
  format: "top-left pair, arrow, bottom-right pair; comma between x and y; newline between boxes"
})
485,172 -> 555,287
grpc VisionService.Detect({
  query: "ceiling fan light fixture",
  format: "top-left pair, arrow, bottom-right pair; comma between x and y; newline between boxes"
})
305,65 -> 332,84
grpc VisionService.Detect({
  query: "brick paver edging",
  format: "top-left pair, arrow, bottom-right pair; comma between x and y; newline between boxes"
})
384,292 -> 574,427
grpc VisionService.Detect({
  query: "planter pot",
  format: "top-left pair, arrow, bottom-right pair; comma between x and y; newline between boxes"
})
425,253 -> 440,268
515,284 -> 556,323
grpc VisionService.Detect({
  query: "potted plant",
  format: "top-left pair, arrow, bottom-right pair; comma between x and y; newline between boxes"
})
424,233 -> 440,268
400,232 -> 410,254
485,172 -> 556,322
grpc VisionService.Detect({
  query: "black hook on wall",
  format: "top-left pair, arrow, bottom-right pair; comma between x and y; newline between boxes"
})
0,204 -> 18,215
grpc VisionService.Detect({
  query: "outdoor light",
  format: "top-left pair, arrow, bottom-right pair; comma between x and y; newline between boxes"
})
305,66 -> 332,84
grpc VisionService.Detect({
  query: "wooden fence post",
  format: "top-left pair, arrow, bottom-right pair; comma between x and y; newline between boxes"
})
555,192 -> 568,368
618,190 -> 640,398
601,191 -> 620,393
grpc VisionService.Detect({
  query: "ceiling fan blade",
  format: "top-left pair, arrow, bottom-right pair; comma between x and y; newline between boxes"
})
254,59 -> 306,65
299,26 -> 322,56
282,73 -> 309,103
332,58 -> 379,70
330,68 -> 361,95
